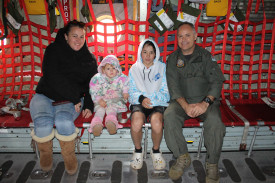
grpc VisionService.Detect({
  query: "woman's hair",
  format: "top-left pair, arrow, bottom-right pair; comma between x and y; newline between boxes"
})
143,40 -> 156,54
63,20 -> 86,35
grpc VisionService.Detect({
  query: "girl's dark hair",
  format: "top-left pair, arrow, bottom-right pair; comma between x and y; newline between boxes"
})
63,20 -> 86,35
143,40 -> 156,54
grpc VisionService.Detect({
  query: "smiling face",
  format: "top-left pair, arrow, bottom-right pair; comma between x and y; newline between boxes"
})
103,64 -> 118,78
141,43 -> 156,68
64,26 -> 86,51
177,24 -> 197,55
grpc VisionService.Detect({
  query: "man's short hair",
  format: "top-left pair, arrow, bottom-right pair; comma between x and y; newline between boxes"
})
177,22 -> 196,34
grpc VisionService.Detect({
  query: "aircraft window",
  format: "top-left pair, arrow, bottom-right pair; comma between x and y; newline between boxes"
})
94,15 -> 121,43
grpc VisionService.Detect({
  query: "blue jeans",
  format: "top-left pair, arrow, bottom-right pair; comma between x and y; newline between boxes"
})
30,94 -> 82,138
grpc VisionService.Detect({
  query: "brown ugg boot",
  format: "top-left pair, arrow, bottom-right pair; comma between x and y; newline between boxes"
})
31,129 -> 54,171
55,128 -> 79,175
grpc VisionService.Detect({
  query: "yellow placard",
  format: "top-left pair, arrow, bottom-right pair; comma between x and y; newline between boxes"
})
24,0 -> 46,15
157,9 -> 165,17
206,0 -> 228,17
24,0 -> 59,15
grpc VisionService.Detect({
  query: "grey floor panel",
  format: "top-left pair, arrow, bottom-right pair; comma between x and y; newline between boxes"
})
0,151 -> 275,183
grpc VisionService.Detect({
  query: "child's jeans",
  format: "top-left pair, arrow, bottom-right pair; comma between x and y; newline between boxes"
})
30,93 -> 82,138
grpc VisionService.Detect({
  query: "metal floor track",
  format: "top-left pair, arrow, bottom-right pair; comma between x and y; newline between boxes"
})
0,150 -> 275,183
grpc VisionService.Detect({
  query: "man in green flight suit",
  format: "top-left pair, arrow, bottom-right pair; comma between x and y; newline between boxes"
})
164,22 -> 226,183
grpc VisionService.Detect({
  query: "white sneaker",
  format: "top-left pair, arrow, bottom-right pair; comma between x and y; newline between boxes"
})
130,151 -> 144,169
150,149 -> 166,170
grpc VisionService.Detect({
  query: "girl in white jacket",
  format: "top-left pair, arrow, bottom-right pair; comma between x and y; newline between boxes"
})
128,39 -> 170,170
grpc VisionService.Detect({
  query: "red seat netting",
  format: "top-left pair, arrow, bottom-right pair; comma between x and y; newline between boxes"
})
0,0 -> 274,128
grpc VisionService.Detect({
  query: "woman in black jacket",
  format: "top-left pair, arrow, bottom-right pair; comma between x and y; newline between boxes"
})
30,20 -> 97,175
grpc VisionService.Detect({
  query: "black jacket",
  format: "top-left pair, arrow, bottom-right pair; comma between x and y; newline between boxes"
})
36,28 -> 98,111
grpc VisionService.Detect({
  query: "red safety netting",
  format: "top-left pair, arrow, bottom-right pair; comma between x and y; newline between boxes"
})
0,0 -> 274,127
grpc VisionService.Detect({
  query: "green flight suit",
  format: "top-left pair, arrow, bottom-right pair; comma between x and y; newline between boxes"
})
164,45 -> 226,164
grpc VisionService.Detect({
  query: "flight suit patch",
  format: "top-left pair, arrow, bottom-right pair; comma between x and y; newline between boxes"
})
177,58 -> 184,68
211,56 -> 217,62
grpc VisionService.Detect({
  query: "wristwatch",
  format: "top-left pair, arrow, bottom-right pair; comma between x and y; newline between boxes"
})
203,97 -> 213,105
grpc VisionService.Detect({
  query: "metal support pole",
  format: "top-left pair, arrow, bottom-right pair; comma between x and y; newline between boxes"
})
196,127 -> 204,159
248,126 -> 259,157
143,124 -> 149,159
88,129 -> 93,159
83,123 -> 93,159
29,123 -> 40,159
139,0 -> 147,41
35,142 -> 40,159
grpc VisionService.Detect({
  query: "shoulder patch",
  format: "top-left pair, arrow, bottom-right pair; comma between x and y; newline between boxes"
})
211,56 -> 217,62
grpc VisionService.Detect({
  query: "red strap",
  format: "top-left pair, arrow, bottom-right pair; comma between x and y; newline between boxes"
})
220,0 -> 232,99
44,0 -> 51,34
18,0 -> 23,9
255,0 -> 261,13
268,126 -> 275,132
267,19 -> 275,98
194,4 -> 203,30
56,0 -> 68,25
177,0 -> 182,16
156,0 -> 161,6
79,128 -> 85,138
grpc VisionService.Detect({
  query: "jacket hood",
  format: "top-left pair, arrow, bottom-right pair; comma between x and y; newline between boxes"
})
98,55 -> 122,76
54,28 -> 67,44
130,39 -> 165,95
137,39 -> 160,64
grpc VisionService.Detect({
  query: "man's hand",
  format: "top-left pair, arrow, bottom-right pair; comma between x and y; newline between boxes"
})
176,97 -> 209,118
189,102 -> 209,117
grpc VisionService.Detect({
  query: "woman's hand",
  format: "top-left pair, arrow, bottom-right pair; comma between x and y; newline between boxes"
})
82,109 -> 92,118
74,102 -> 82,113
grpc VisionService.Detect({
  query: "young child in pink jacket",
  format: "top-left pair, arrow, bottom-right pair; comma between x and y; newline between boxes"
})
88,55 -> 129,136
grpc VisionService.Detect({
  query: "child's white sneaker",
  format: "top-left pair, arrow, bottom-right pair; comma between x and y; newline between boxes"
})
150,149 -> 166,170
130,151 -> 144,169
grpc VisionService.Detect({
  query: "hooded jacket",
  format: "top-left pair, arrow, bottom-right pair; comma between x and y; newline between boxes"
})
89,55 -> 129,112
35,28 -> 98,111
128,39 -> 170,107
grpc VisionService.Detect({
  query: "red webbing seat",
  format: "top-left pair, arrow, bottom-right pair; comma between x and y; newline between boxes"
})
220,100 -> 245,127
0,110 -> 31,128
1,0 -> 274,130
227,98 -> 275,126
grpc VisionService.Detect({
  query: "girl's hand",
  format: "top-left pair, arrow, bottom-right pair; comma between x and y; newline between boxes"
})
99,99 -> 107,108
123,93 -> 129,100
142,98 -> 153,109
